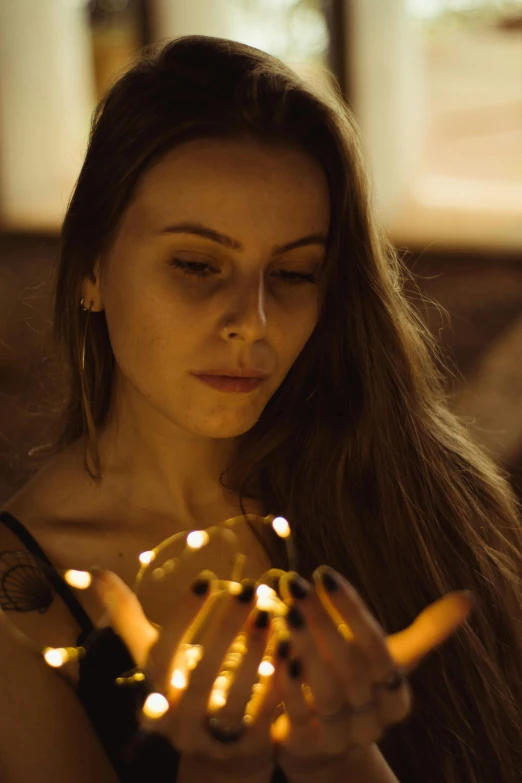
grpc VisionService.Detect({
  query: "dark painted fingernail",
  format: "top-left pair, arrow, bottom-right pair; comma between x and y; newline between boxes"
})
286,604 -> 305,629
254,609 -> 270,629
277,639 -> 290,659
191,578 -> 210,596
321,569 -> 340,593
288,658 -> 302,678
288,575 -> 310,600
237,579 -> 256,603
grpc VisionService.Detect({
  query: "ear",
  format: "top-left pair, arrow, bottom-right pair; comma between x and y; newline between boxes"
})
82,259 -> 104,310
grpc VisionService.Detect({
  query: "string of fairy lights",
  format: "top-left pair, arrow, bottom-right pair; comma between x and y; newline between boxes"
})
43,514 -> 302,722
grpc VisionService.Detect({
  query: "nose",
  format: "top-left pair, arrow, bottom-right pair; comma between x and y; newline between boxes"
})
222,272 -> 268,339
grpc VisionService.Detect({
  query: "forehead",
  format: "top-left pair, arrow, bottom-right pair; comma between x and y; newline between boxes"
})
124,138 -> 330,238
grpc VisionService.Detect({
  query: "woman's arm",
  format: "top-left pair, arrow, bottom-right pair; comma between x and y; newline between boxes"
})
0,613 -> 120,783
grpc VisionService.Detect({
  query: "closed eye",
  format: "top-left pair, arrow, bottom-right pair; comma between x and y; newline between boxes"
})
168,258 -> 318,285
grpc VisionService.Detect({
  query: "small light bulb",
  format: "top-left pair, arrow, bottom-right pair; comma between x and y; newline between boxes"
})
209,689 -> 227,709
183,644 -> 203,670
256,584 -> 278,611
272,516 -> 290,538
186,530 -> 209,549
228,581 -> 242,596
139,550 -> 156,565
43,647 -> 69,667
143,692 -> 169,719
256,584 -> 275,601
170,669 -> 187,690
258,660 -> 275,677
64,569 -> 92,589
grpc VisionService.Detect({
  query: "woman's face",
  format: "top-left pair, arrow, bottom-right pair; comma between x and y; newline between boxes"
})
91,137 -> 330,440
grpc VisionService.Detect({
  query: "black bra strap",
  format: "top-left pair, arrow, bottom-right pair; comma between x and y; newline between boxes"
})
0,510 -> 95,637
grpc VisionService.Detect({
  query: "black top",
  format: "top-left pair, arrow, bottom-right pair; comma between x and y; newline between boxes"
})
0,510 -> 288,783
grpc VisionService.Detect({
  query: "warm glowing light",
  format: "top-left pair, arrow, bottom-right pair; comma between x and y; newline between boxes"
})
256,584 -> 278,611
183,644 -> 204,670
214,674 -> 229,690
186,530 -> 209,549
209,690 -> 227,709
223,652 -> 244,668
256,584 -> 275,601
228,581 -> 242,596
139,550 -> 156,565
272,516 -> 290,538
258,660 -> 275,677
43,647 -> 69,667
231,632 -> 247,648
133,672 -> 145,681
64,569 -> 92,589
170,669 -> 187,690
143,692 -> 169,719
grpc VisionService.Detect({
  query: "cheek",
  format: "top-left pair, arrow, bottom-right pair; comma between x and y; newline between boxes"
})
105,292 -> 193,383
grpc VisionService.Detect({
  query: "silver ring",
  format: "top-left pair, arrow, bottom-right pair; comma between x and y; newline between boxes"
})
205,715 -> 246,744
376,667 -> 407,692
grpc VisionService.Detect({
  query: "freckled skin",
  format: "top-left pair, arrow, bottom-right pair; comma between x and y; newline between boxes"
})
81,137 -> 331,523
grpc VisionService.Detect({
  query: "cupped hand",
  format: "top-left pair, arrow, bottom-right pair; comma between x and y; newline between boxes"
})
270,567 -> 474,779
90,567 -> 283,779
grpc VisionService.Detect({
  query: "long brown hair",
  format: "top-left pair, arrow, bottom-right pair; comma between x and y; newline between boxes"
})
28,36 -> 522,781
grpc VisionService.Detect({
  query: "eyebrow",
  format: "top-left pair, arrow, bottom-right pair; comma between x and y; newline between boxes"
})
157,221 -> 327,255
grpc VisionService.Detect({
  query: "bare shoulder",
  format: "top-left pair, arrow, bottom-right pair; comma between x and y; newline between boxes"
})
0,610 -> 119,782
2,441 -> 103,528
0,445 -> 109,686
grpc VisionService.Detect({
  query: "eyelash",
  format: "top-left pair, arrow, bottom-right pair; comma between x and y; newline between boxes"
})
168,258 -> 319,286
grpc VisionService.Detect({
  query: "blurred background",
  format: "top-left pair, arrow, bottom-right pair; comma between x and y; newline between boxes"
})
0,0 -> 521,505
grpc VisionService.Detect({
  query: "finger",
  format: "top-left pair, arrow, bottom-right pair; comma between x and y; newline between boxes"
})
387,591 -> 474,670
279,578 -> 351,718
279,572 -> 373,709
91,569 -> 158,667
176,579 -> 258,717
312,567 -> 398,683
218,608 -> 273,723
272,650 -> 311,730
250,653 -> 287,735
147,569 -> 221,693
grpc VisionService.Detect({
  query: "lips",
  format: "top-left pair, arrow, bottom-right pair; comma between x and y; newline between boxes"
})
193,370 -> 268,379
195,375 -> 266,393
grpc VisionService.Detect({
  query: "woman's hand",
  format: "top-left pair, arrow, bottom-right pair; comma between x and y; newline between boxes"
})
270,566 -> 474,781
90,566 -> 282,782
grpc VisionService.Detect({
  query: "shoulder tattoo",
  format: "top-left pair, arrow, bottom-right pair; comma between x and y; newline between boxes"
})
0,549 -> 56,613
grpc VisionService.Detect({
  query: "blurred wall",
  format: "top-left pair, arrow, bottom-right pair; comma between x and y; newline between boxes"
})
0,0 -> 95,231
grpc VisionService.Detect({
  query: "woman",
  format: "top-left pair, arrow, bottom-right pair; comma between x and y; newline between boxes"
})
0,35 -> 521,783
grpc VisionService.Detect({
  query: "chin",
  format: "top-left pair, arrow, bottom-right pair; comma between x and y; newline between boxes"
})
191,411 -> 262,439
